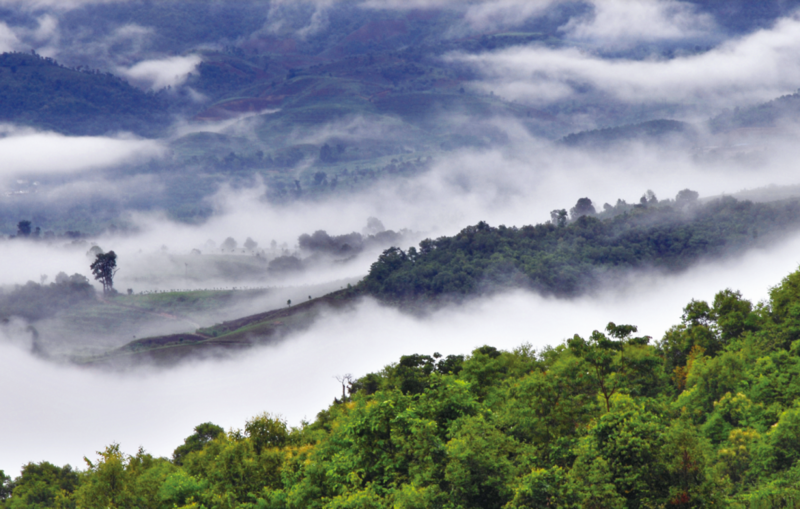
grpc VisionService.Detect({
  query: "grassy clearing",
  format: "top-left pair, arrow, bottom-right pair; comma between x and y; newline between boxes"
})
112,289 -> 268,317
79,288 -> 358,367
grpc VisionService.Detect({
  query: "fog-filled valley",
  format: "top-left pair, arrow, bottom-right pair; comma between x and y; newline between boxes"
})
6,1 -> 800,507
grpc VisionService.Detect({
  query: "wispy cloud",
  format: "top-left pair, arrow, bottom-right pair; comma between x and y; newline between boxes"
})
260,0 -> 338,39
0,22 -> 21,52
115,54 -> 202,90
462,0 -> 558,31
359,0 -> 558,33
563,0 -> 716,48
452,15 -> 800,108
0,126 -> 165,180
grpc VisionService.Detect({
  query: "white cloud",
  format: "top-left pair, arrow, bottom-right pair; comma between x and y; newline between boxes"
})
0,126 -> 165,180
462,0 -> 557,31
112,23 -> 153,41
452,15 -> 800,108
563,0 -> 716,47
357,0 -> 716,41
358,0 -> 557,32
115,54 -> 202,91
0,22 -> 21,52
31,13 -> 58,42
260,0 -> 337,39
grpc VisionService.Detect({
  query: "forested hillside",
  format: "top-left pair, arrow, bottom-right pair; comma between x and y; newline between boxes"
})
67,191 -> 800,366
362,193 -> 800,302
7,267 -> 800,507
0,53 -> 170,136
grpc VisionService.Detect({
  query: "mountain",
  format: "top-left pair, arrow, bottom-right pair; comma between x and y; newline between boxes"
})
0,52 -> 170,136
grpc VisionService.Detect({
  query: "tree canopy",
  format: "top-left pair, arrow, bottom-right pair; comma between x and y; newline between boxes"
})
8,266 -> 800,507
360,194 -> 800,303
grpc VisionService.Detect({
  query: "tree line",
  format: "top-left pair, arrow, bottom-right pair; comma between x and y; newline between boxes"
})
8,266 -> 800,507
360,192 -> 800,303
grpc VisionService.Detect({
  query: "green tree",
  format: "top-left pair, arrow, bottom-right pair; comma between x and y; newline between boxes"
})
1,462 -> 79,509
74,445 -> 174,509
0,470 -> 11,501
569,197 -> 596,220
16,220 -> 31,237
572,394 -> 669,509
506,466 -> 580,509
90,251 -> 118,294
444,415 -> 518,509
172,422 -> 225,466
245,413 -> 289,453
567,323 -> 652,412
549,209 -> 568,227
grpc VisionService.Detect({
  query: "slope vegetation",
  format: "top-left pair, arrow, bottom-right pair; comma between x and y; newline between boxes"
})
9,266 -> 800,507
0,52 -> 170,136
361,194 -> 800,302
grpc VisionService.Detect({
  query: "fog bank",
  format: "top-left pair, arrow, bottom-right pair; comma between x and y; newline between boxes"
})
2,230 -> 800,476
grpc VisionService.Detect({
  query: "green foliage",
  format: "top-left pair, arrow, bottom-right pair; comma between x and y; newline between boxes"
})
13,266 -> 800,508
361,196 -> 800,302
506,466 -> 580,509
0,462 -> 78,509
173,422 -> 225,466
72,444 -> 175,509
0,471 -> 10,501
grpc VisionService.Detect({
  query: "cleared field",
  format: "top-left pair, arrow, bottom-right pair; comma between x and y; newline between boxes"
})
36,289 -> 271,357
77,288 -> 358,367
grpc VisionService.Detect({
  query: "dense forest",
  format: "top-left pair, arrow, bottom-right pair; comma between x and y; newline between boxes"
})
360,193 -> 800,303
7,266 -> 800,507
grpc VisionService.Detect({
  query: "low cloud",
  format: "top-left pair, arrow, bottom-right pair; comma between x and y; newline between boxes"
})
260,0 -> 337,39
452,15 -> 800,109
462,0 -> 558,32
0,22 -> 21,52
30,13 -> 59,42
563,0 -> 716,48
359,0 -> 558,33
0,126 -> 165,181
115,54 -> 202,91
58,23 -> 157,70
3,230 -> 800,476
